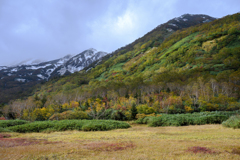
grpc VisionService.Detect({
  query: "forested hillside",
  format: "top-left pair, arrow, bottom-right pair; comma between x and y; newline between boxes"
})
1,13 -> 240,121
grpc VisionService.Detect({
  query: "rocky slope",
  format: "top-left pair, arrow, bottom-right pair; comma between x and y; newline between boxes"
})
0,48 -> 107,103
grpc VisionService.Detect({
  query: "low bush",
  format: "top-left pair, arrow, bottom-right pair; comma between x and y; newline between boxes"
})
135,111 -> 238,127
7,120 -> 131,133
149,114 -> 229,127
222,115 -> 240,129
0,127 -> 12,133
0,120 -> 28,128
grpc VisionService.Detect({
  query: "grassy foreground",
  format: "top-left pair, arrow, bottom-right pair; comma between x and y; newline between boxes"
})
1,124 -> 240,160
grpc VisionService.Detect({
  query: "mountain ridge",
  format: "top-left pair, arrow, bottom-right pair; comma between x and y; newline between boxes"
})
2,13 -> 240,121
84,14 -> 216,71
0,48 -> 108,103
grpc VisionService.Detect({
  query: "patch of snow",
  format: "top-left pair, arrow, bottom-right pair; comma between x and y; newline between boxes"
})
86,67 -> 92,72
0,66 -> 7,70
95,59 -> 102,65
7,73 -> 12,76
183,18 -> 188,21
26,64 -> 51,70
66,65 -> 83,73
11,68 -> 18,72
89,48 -> 97,54
11,59 -> 45,67
85,51 -> 94,60
46,69 -> 55,77
1,77 -> 4,79
203,19 -> 211,23
174,18 -> 180,22
37,74 -> 45,79
167,28 -> 173,32
203,16 -> 206,19
168,23 -> 177,27
15,78 -> 26,82
57,59 -> 65,64
57,67 -> 67,75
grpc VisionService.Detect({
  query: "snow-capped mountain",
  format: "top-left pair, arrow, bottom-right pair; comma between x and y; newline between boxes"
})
55,49 -> 108,75
10,59 -> 46,67
0,48 -> 108,82
157,14 -> 216,32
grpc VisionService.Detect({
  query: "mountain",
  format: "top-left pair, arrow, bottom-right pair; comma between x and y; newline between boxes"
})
0,48 -> 107,103
10,59 -> 46,67
53,49 -> 108,76
31,13 -> 240,103
85,14 -> 216,70
0,14 -> 216,104
2,13 -> 240,120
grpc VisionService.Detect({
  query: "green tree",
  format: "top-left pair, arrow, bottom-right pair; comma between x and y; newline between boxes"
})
131,103 -> 138,119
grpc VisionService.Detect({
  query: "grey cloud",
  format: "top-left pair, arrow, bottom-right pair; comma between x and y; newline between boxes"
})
0,0 -> 239,66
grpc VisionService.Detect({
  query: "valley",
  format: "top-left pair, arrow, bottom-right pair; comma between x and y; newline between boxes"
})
0,9 -> 240,160
1,124 -> 240,159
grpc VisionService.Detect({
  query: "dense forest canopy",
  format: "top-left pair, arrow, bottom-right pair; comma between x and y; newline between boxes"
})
1,13 -> 240,121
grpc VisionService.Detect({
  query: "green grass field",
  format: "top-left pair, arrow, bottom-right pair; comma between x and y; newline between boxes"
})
1,124 -> 240,160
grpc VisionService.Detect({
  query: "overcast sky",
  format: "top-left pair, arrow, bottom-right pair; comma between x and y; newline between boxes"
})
0,0 -> 239,66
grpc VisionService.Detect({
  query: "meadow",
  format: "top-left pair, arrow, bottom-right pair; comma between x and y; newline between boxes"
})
1,124 -> 240,160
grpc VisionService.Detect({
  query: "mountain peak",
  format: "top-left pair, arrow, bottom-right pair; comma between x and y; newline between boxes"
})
161,14 -> 216,32
88,48 -> 97,53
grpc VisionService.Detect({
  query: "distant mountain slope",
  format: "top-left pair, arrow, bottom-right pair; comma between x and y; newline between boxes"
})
0,48 -> 107,103
34,13 -> 240,100
85,14 -> 215,70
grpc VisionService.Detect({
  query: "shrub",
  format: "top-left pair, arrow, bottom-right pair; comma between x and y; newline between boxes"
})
131,103 -> 138,119
0,127 -> 12,133
135,111 -> 238,127
222,115 -> 240,129
110,110 -> 126,121
7,120 -> 131,133
0,120 -> 28,128
137,105 -> 155,114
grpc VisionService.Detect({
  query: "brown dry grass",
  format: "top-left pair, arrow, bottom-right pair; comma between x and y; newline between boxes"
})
0,124 -> 240,160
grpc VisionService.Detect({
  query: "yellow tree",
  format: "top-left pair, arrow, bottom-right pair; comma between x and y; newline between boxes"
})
86,98 -> 107,119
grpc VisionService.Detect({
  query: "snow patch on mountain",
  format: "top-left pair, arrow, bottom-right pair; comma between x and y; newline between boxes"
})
167,28 -> 173,32
168,23 -> 177,27
26,64 -> 51,70
37,74 -> 45,79
15,78 -> 26,82
0,66 -> 7,70
203,19 -> 212,23
12,59 -> 45,67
